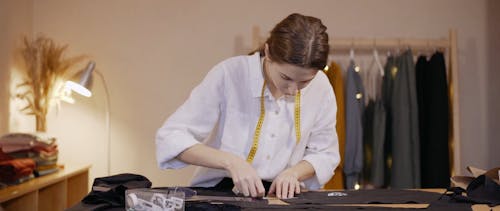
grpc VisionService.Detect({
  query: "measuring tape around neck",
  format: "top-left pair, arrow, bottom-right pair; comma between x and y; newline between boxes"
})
246,81 -> 301,163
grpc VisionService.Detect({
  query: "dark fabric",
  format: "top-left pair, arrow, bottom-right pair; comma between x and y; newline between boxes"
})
436,174 -> 500,207
344,61 -> 365,189
381,56 -> 396,188
81,173 -> 152,208
371,99 -> 386,188
427,194 -> 472,211
415,56 -> 429,187
70,184 -> 476,210
390,50 -> 420,188
66,202 -> 125,211
167,188 -> 475,211
415,55 -> 428,149
419,51 -> 450,188
465,175 -> 500,206
213,177 -> 273,194
282,189 -> 443,205
187,201 -> 420,210
362,100 -> 375,186
186,201 -> 241,211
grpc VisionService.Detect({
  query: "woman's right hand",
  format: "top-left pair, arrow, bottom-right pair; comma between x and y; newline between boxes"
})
177,144 -> 265,197
225,155 -> 265,198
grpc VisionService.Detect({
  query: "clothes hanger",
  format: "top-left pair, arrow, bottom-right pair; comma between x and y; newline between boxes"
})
372,40 -> 384,76
395,38 -> 401,55
349,38 -> 355,61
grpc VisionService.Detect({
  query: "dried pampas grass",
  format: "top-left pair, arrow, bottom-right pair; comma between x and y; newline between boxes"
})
15,35 -> 86,132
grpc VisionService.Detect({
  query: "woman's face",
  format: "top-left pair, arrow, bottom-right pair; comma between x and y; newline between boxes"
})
265,59 -> 318,96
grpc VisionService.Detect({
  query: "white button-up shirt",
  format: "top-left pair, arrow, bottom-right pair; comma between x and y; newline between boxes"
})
156,53 -> 339,189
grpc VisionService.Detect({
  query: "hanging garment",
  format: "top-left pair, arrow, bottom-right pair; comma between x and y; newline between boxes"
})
344,61 -> 365,189
370,97 -> 386,188
390,50 -> 421,188
368,59 -> 386,188
362,99 -> 375,186
419,51 -> 450,188
323,61 -> 346,190
361,53 -> 386,188
416,55 -> 429,150
381,55 -> 396,188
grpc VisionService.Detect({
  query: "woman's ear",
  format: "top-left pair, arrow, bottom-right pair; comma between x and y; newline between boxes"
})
264,43 -> 271,62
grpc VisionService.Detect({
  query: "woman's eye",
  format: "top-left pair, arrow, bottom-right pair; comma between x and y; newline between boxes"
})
280,74 -> 292,80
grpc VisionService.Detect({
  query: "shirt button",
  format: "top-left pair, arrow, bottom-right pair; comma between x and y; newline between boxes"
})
266,155 -> 271,160
270,133 -> 276,138
274,110 -> 279,115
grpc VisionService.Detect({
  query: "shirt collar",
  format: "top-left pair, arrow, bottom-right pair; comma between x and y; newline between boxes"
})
249,52 -> 271,98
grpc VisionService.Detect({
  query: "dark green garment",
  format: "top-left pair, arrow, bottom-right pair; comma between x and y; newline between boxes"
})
370,98 -> 386,188
390,50 -> 421,188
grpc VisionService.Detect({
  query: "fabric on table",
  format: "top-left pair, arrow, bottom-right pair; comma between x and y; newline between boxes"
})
282,189 -> 443,205
81,173 -> 152,207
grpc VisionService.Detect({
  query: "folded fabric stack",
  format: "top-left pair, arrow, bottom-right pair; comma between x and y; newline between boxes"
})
0,133 -> 59,186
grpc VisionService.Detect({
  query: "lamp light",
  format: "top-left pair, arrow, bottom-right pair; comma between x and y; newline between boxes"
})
65,61 -> 95,97
66,61 -> 112,176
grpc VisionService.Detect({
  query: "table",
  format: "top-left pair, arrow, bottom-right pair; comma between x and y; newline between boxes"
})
0,164 -> 91,211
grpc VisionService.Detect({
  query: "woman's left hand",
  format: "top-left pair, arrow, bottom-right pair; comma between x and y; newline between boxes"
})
268,168 -> 301,199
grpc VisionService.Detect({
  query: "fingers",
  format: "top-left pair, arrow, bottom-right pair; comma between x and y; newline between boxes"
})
268,181 -> 276,196
234,177 -> 265,198
247,178 -> 258,197
228,160 -> 264,198
295,180 -> 301,194
281,179 -> 289,199
246,178 -> 266,197
256,180 -> 265,197
273,177 -> 300,199
276,179 -> 282,198
240,181 -> 250,197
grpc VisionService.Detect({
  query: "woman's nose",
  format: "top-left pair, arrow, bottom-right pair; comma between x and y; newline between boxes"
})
288,83 -> 298,94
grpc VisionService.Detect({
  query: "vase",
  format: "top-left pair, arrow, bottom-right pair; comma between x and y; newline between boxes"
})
36,114 -> 47,132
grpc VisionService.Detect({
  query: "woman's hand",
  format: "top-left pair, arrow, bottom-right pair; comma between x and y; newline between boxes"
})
268,160 -> 315,199
177,144 -> 265,197
225,156 -> 265,198
268,168 -> 300,199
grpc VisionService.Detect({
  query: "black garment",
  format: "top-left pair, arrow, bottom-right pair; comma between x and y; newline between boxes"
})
415,56 -> 429,172
446,175 -> 500,207
73,173 -> 152,210
418,52 -> 451,188
212,177 -> 273,194
362,100 -> 375,186
381,56 -> 396,188
428,194 -> 472,211
371,99 -> 386,188
282,189 -> 443,205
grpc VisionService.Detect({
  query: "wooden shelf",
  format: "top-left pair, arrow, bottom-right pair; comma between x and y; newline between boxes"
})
0,164 -> 91,211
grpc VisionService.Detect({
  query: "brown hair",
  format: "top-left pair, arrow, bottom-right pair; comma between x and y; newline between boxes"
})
252,13 -> 329,70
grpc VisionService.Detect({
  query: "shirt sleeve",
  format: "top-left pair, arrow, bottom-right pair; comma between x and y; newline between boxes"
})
302,86 -> 340,189
156,63 -> 225,169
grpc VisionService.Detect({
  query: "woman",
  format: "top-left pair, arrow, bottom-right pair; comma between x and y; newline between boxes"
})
156,13 -> 339,199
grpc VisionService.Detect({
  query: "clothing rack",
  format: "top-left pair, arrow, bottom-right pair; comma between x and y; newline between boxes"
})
252,26 -> 460,176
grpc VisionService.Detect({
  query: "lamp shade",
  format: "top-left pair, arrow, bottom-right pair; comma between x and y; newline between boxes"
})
65,61 -> 96,97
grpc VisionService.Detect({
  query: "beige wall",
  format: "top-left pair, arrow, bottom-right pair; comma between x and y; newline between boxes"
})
1,0 -> 498,187
486,0 -> 500,168
0,0 -> 33,135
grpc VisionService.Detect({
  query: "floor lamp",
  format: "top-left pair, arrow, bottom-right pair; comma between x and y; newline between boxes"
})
66,61 -> 112,176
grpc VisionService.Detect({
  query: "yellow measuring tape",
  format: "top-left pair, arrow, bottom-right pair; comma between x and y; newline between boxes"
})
246,81 -> 301,163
